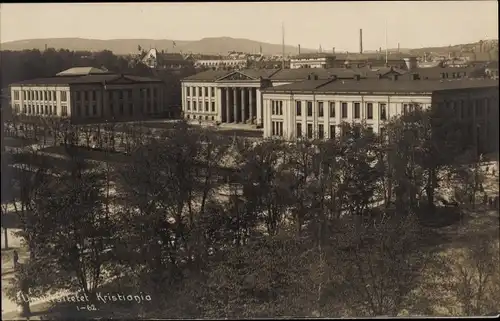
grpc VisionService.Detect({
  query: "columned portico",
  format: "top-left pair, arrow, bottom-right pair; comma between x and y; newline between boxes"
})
249,88 -> 254,122
218,86 -> 259,124
233,88 -> 238,123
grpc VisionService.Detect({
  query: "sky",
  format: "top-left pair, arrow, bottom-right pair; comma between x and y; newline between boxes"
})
1,1 -> 498,52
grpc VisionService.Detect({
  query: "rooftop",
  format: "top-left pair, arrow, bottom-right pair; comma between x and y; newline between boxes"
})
291,53 -> 336,59
10,72 -> 162,86
56,67 -> 110,76
263,78 -> 499,94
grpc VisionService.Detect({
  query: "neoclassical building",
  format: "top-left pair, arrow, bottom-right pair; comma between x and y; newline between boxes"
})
260,77 -> 499,153
9,67 -> 166,124
180,67 -> 408,127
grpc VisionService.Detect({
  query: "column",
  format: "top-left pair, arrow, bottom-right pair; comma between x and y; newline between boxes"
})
256,88 -> 262,127
216,87 -> 222,122
241,87 -> 247,123
233,87 -> 238,123
225,88 -> 231,123
249,88 -> 254,124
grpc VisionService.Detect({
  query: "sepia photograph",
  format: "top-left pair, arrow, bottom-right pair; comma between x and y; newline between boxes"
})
0,1 -> 499,319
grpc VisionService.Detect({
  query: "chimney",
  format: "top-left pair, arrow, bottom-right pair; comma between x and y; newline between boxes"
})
332,47 -> 335,54
398,43 -> 400,53
359,29 -> 363,54
298,44 -> 301,55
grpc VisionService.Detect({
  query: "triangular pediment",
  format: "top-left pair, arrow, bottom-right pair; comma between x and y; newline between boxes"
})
216,71 -> 257,82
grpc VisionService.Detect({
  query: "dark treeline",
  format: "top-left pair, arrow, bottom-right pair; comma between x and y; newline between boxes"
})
3,107 -> 500,318
1,49 -> 197,107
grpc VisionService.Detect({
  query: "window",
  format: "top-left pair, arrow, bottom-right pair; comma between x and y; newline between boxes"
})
22,105 -> 27,113
205,102 -> 209,111
187,87 -> 191,97
272,101 -> 283,115
366,103 -> 373,119
354,102 -> 360,119
52,91 -> 56,101
211,87 -> 215,96
380,103 -> 387,120
296,101 -> 302,116
380,127 -> 387,142
48,106 -> 52,115
61,91 -> 67,101
476,100 -> 483,117
198,87 -> 202,96
22,91 -> 26,100
85,105 -> 89,116
330,125 -> 336,139
14,91 -> 19,100
147,102 -> 151,113
119,91 -> 124,100
272,121 -> 284,136
307,101 -> 313,116
43,91 -> 47,101
318,102 -> 324,117
119,104 -> 124,115
129,103 -> 134,115
307,123 -> 313,138
296,123 -> 302,137
44,105 -> 48,115
193,101 -> 197,111
61,106 -> 68,116
353,126 -> 361,138
84,91 -> 88,101
204,87 -> 208,96
318,124 -> 324,139
341,102 -> 348,118
187,101 -> 191,111
110,103 -> 114,116
329,102 -> 335,118
211,102 -> 215,112
75,91 -> 81,100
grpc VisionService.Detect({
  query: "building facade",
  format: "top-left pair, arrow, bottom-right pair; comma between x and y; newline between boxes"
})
290,53 -> 336,69
261,77 -> 499,154
9,67 -> 167,124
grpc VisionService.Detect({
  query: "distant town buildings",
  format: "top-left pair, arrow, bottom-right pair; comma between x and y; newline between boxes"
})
9,67 -> 168,124
141,48 -> 194,70
289,53 -> 336,69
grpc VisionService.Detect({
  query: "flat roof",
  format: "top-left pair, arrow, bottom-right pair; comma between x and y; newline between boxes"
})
262,78 -> 499,94
10,74 -> 162,86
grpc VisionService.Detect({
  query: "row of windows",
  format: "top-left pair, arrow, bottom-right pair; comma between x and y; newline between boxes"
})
12,88 -> 159,103
18,104 -> 68,117
186,86 -> 216,97
74,102 -> 161,118
185,114 -> 216,121
295,123 -> 377,139
15,90 -> 67,102
293,101 -> 388,120
444,99 -> 494,119
186,101 -> 216,112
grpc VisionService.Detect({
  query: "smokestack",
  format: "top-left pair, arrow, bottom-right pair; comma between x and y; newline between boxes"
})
332,47 -> 335,54
359,29 -> 363,54
398,43 -> 400,53
298,44 -> 301,55
282,22 -> 285,69
44,44 -> 48,51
